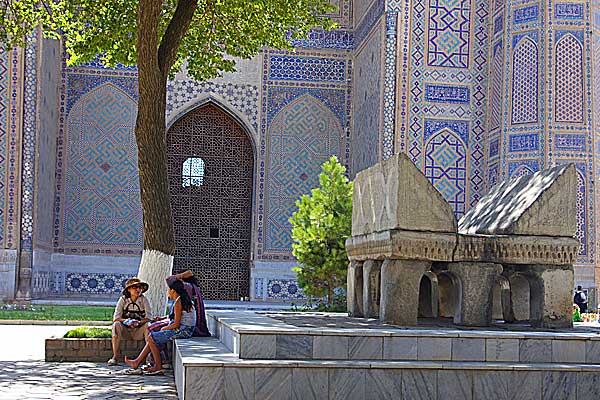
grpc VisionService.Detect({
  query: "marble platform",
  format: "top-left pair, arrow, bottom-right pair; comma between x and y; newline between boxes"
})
174,311 -> 600,399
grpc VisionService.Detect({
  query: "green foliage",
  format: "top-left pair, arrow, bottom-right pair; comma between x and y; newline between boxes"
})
290,156 -> 353,303
290,292 -> 347,312
0,0 -> 335,81
64,326 -> 112,338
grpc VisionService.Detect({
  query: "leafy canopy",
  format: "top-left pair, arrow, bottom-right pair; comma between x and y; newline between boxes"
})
0,0 -> 335,80
290,156 -> 353,302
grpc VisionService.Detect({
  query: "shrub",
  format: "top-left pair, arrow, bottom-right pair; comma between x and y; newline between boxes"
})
64,326 -> 112,338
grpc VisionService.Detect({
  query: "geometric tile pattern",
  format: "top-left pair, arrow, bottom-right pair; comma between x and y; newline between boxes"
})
489,42 -> 504,131
264,93 -> 343,251
427,0 -> 471,68
288,29 -> 354,50
63,84 -> 142,248
424,129 -> 467,217
554,133 -> 586,152
511,37 -> 538,124
576,170 -> 587,257
383,12 -> 397,159
554,33 -> 584,123
0,51 -> 8,246
267,279 -> 305,300
65,273 -> 130,294
268,56 -> 347,82
20,40 -> 38,252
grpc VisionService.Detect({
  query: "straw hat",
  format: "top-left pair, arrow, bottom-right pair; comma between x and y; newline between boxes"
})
122,277 -> 149,296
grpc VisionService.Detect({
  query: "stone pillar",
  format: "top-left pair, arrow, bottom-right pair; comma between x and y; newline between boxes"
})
380,259 -> 430,325
528,265 -> 574,329
448,262 -> 502,326
362,260 -> 382,318
347,261 -> 364,317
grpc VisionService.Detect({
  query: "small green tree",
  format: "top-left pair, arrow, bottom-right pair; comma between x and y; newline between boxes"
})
290,156 -> 353,304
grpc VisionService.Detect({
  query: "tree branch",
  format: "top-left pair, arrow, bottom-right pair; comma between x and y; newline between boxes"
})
157,0 -> 199,77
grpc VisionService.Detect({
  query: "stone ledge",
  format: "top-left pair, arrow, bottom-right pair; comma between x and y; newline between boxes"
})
45,337 -> 144,362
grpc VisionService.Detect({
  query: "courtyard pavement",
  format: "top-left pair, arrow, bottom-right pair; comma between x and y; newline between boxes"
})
0,325 -> 178,399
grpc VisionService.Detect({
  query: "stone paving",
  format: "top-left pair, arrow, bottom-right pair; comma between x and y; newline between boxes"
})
0,325 -> 178,400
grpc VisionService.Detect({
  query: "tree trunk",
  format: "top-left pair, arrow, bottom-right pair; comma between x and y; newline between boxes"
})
134,0 -> 175,316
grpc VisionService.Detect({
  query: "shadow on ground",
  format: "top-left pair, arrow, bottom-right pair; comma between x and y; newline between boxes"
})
0,361 -> 177,399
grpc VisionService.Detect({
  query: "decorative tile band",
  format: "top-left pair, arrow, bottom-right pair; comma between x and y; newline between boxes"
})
382,12 -> 398,160
425,84 -> 470,104
424,118 -> 469,145
267,279 -> 305,300
555,3 -> 584,20
288,29 -> 354,49
489,139 -> 499,157
554,133 -> 586,152
65,273 -> 130,294
494,15 -> 504,34
268,55 -> 347,83
514,5 -> 539,24
509,133 -> 539,152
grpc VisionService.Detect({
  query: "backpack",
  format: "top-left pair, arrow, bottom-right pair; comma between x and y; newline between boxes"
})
574,291 -> 587,304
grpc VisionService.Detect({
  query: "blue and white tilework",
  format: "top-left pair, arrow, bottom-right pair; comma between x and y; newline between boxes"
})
65,273 -> 130,295
267,279 -> 305,300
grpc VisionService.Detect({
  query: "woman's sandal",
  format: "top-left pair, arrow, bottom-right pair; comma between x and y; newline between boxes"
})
124,368 -> 144,375
144,369 -> 164,376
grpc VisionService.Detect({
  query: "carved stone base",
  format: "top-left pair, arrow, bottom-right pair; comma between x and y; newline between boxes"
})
380,260 -> 430,325
362,260 -> 382,318
347,261 -> 364,317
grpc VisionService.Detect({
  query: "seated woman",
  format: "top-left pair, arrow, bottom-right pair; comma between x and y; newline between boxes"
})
125,279 -> 196,374
108,277 -> 152,366
166,270 -> 210,337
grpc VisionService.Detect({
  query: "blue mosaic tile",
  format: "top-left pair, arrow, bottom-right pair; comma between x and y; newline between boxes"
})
508,159 -> 539,178
424,119 -> 469,144
288,29 -> 353,49
424,84 -> 470,104
489,139 -> 499,157
554,134 -> 587,152
494,15 -> 504,34
427,0 -> 471,68
268,55 -> 346,82
555,3 -> 584,20
514,5 -> 539,24
509,133 -> 539,152
267,279 -> 305,300
65,273 -> 130,294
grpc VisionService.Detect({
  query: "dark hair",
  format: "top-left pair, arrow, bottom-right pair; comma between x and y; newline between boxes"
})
182,275 -> 199,287
577,285 -> 583,291
169,279 -> 193,312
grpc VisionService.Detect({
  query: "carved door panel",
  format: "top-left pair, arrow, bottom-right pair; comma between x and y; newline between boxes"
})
167,104 -> 253,300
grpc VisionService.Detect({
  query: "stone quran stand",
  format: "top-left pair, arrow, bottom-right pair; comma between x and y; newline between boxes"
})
346,153 -> 579,328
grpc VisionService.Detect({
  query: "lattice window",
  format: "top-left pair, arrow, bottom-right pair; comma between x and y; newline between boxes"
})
167,104 -> 253,300
182,157 -> 205,187
490,44 -> 504,130
424,130 -> 467,217
511,38 -> 538,124
555,34 -> 584,123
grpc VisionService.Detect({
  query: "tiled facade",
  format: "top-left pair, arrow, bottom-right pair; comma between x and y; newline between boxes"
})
0,0 -> 599,301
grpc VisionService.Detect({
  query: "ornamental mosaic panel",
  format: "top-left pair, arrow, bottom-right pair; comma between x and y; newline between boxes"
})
65,273 -> 130,294
509,133 -> 538,152
424,129 -> 467,217
554,33 -> 584,123
554,133 -> 586,152
575,170 -> 587,257
514,5 -> 538,24
555,3 -> 584,20
0,51 -> 8,246
267,279 -> 305,300
264,94 -> 343,252
424,84 -> 470,104
511,37 -> 538,124
268,56 -> 347,83
427,0 -> 471,68
63,84 -> 143,248
167,104 -> 253,301
353,27 -> 382,175
489,42 -> 504,130
508,159 -> 538,178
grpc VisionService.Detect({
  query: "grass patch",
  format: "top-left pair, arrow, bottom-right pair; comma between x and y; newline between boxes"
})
0,304 -> 113,321
64,326 -> 112,338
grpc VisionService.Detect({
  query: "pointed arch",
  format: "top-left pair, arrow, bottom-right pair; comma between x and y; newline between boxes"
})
555,33 -> 584,122
424,128 -> 467,217
63,83 -> 142,248
264,94 -> 343,251
167,102 -> 255,300
511,38 -> 538,124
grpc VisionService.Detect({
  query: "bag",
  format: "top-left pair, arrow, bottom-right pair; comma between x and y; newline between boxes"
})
123,300 -> 146,321
575,291 -> 586,303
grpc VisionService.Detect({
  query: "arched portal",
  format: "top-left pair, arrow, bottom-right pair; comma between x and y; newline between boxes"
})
167,103 -> 254,300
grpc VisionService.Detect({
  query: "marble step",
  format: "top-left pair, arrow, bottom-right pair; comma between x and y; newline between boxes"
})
208,310 -> 600,364
174,337 -> 600,400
